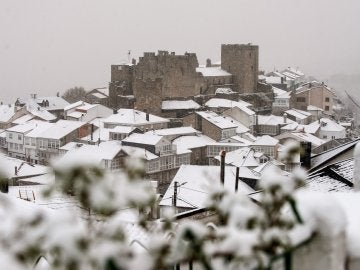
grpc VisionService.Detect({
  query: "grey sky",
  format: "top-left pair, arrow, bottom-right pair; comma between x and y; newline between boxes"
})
1,0 -> 359,103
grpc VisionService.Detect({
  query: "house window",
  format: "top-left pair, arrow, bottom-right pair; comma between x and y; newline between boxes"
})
332,136 -> 336,139
18,134 -> 22,140
9,133 -> 13,139
296,97 -> 306,102
325,97 -> 330,102
323,135 -> 327,139
325,106 -> 330,111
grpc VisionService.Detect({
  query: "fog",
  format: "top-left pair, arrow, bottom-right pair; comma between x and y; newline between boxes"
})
1,0 -> 359,103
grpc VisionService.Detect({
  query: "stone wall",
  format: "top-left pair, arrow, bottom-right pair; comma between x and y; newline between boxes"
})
133,78 -> 163,115
135,51 -> 201,99
221,44 -> 259,93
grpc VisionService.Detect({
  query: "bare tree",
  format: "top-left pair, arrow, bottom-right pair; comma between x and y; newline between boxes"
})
62,86 -> 86,103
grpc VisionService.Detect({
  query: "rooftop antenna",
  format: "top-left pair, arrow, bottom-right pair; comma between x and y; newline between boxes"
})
128,50 -> 131,64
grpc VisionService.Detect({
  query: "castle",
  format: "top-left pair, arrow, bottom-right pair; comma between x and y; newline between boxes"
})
109,44 -> 269,116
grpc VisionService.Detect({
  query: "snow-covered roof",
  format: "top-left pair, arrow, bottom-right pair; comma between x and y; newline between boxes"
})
265,76 -> 282,84
122,133 -> 164,145
318,118 -> 345,132
146,126 -> 200,137
37,120 -> 87,140
285,109 -> 311,120
205,98 -> 252,109
0,104 -> 16,123
26,100 -> 57,121
173,134 -> 215,152
94,87 -> 109,97
103,109 -> 169,126
277,132 -> 325,148
64,101 -> 89,111
0,154 -> 49,179
251,135 -> 279,146
59,140 -> 123,162
307,159 -> 354,192
111,126 -> 137,134
67,111 -> 84,119
196,66 -> 232,77
162,100 -> 200,110
223,135 -> 252,146
273,87 -> 290,98
92,92 -> 107,99
283,67 -> 304,77
310,139 -> 360,171
307,105 -> 323,111
197,111 -> 238,129
81,127 -> 112,142
257,115 -> 294,126
215,88 -> 235,94
221,116 -> 250,134
12,114 -> 34,125
59,142 -> 86,152
215,147 -> 264,168
20,96 -> 70,111
159,165 -> 254,209
121,145 -> 158,161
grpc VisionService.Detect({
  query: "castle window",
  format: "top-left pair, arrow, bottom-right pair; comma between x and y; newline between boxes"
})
325,97 -> 330,102
251,65 -> 254,71
325,106 -> 330,111
249,52 -> 252,57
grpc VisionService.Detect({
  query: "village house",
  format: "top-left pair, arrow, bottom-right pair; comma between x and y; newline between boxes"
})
15,94 -> 69,119
85,87 -> 110,107
223,105 -> 255,129
64,102 -> 113,122
161,99 -> 201,118
195,111 -> 238,141
58,141 -> 126,171
252,114 -> 294,136
145,126 -> 200,142
6,121 -> 38,160
122,133 -> 192,193
103,109 -> 169,131
36,120 -> 90,165
23,122 -> 55,164
250,135 -> 279,159
204,98 -> 252,114
159,165 -> 255,213
272,87 -> 291,115
285,109 -> 312,124
294,81 -> 335,114
276,131 -> 326,151
196,64 -> 234,95
0,104 -> 27,129
172,134 -> 215,165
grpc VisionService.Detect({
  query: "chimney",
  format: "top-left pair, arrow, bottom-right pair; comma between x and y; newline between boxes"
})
220,150 -> 226,185
15,166 -> 18,176
281,77 -> 284,84
113,109 -> 118,114
206,58 -> 212,67
91,124 -> 94,141
254,114 -> 259,136
0,178 -> 8,193
132,58 -> 136,65
300,141 -> 312,169
283,113 -> 287,124
354,143 -> 360,191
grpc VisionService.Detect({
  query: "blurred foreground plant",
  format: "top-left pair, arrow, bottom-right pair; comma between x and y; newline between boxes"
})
0,144 -> 306,270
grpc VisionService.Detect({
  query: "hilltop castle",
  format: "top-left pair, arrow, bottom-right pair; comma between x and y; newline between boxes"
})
109,44 -> 269,116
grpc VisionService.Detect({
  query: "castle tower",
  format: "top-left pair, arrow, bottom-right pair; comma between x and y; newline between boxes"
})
221,44 -> 259,93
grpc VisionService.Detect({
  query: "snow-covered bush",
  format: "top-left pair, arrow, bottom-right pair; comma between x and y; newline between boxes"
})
0,148 -> 307,270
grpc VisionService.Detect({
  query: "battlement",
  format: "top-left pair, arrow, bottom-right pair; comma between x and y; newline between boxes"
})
222,43 -> 259,50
